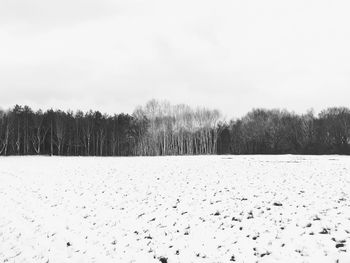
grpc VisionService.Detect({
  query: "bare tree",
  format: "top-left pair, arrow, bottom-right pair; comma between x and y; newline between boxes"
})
0,110 -> 11,155
31,110 -> 48,154
55,111 -> 66,155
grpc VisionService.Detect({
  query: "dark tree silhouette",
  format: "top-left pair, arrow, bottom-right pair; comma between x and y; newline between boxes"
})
0,102 -> 349,156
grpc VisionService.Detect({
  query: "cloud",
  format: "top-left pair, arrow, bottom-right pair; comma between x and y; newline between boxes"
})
0,0 -> 123,30
1,0 -> 350,117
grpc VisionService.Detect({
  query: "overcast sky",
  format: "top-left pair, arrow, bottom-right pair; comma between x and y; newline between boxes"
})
1,0 -> 350,118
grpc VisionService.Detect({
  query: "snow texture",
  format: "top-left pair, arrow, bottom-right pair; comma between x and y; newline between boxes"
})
0,155 -> 350,263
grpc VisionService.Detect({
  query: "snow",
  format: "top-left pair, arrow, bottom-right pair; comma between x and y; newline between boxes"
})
0,155 -> 349,263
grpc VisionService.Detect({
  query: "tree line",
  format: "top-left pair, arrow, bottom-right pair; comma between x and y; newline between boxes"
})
1,100 -> 350,156
218,107 -> 350,155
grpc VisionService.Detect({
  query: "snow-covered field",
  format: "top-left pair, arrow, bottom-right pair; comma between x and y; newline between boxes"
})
0,156 -> 349,263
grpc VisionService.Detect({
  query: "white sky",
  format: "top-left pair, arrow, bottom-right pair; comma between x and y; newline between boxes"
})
1,0 -> 350,118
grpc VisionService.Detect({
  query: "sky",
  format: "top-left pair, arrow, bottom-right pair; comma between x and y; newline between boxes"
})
1,0 -> 350,118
